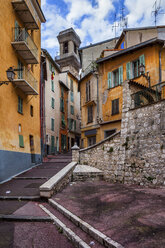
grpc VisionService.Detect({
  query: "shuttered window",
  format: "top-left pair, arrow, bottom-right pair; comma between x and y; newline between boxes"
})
60,97 -> 64,112
139,54 -> 145,74
126,62 -> 131,80
87,105 -> 93,123
119,66 -> 123,85
61,114 -> 65,128
51,136 -> 55,153
71,105 -> 74,115
86,81 -> 91,102
19,135 -> 24,148
51,97 -> 55,109
107,72 -> 111,88
51,80 -> 54,92
70,91 -> 74,102
70,79 -> 73,91
112,99 -> 119,115
18,96 -> 23,114
51,118 -> 54,131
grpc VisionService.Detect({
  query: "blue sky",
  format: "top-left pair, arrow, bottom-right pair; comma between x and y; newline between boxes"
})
41,0 -> 165,59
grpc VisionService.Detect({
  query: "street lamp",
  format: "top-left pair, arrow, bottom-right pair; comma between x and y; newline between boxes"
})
139,64 -> 151,88
0,67 -> 15,86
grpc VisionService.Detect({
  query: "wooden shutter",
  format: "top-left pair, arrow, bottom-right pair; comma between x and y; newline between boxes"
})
51,118 -> 54,131
119,66 -> 123,85
51,80 -> 54,91
126,62 -> 131,80
139,54 -> 145,74
108,72 -> 112,88
19,135 -> 24,148
15,20 -> 19,40
70,79 -> 73,91
74,120 -> 76,130
112,99 -> 119,115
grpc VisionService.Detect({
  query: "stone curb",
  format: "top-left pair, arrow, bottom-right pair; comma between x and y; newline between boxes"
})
0,196 -> 41,201
39,162 -> 77,198
39,204 -> 91,248
0,215 -> 52,222
49,199 -> 124,248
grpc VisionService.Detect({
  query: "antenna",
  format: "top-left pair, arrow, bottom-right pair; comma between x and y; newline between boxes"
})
119,5 -> 128,30
152,0 -> 165,26
112,13 -> 119,38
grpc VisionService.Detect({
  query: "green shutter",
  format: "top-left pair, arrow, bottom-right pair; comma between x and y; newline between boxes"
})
15,20 -> 19,40
139,54 -> 145,74
70,91 -> 74,102
108,72 -> 111,88
51,80 -> 54,91
51,98 -> 54,109
126,62 -> 131,80
19,135 -> 24,148
62,114 -> 65,127
119,66 -> 123,85
18,60 -> 23,79
61,88 -> 64,97
49,62 -> 52,71
51,118 -> 54,131
70,79 -> 73,91
71,105 -> 74,115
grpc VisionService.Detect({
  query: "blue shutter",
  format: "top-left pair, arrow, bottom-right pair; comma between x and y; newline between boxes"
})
108,72 -> 111,88
119,66 -> 123,85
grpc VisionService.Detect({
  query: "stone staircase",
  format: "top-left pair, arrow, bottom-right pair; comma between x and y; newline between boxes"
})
39,199 -> 123,248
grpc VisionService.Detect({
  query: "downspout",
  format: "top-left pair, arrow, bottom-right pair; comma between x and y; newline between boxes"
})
159,42 -> 165,83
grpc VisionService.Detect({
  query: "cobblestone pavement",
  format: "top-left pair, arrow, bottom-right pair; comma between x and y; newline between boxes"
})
53,180 -> 165,248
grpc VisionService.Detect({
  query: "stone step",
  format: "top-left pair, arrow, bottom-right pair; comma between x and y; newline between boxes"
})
39,203 -> 104,248
48,199 -> 124,248
73,165 -> 104,181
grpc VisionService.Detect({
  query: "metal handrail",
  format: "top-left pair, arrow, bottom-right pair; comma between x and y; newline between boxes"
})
12,27 -> 38,60
15,67 -> 38,92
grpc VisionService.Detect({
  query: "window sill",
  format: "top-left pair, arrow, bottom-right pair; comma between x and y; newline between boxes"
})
111,112 -> 119,116
107,85 -> 122,90
18,111 -> 23,115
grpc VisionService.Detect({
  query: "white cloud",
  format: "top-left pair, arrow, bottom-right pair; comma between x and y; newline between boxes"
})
41,0 -> 165,58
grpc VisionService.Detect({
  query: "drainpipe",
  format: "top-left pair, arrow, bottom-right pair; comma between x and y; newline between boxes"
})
159,42 -> 165,83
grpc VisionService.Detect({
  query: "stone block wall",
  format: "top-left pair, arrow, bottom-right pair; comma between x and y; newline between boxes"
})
79,81 -> 165,186
80,132 -> 123,182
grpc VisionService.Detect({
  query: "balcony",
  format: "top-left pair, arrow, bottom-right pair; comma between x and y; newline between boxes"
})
13,67 -> 38,95
12,0 -> 40,29
11,28 -> 38,64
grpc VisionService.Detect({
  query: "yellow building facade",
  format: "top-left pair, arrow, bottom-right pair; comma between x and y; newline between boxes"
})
80,38 -> 165,148
0,0 -> 45,182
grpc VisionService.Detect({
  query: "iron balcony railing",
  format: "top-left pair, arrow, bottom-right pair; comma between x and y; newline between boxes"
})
131,81 -> 165,108
12,0 -> 40,29
12,27 -> 38,63
14,67 -> 38,95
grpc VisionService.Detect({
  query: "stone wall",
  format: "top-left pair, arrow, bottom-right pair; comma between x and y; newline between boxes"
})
80,132 -> 122,182
79,81 -> 165,186
121,81 -> 165,186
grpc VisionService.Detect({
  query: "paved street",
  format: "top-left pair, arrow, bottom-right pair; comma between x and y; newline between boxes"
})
53,181 -> 165,248
0,153 -> 74,248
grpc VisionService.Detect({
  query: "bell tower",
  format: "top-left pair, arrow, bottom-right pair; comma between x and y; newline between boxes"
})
55,28 -> 81,77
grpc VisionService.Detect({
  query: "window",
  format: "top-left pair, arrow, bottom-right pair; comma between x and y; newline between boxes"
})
19,135 -> 24,148
120,41 -> 125,49
86,81 -> 91,102
74,43 -> 77,54
51,118 -> 54,131
18,60 -> 23,79
61,114 -> 65,128
60,98 -> 64,112
126,54 -> 145,80
51,136 -> 55,154
69,118 -> 74,130
51,80 -> 54,92
107,66 -> 123,89
87,105 -> 93,123
74,120 -> 76,131
71,105 -> 74,115
30,105 -> 33,117
70,79 -> 74,102
61,134 -> 67,150
51,97 -> 55,109
88,136 -> 96,146
18,96 -> 23,114
112,99 -> 119,115
104,129 -> 116,138
63,42 -> 68,54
